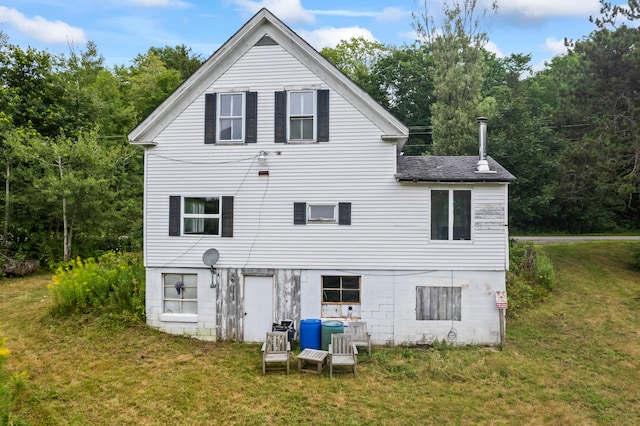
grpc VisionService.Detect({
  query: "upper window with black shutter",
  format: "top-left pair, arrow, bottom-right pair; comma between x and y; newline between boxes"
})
204,92 -> 257,144
275,89 -> 329,143
169,196 -> 234,237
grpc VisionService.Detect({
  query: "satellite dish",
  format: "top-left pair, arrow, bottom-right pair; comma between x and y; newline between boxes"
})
202,248 -> 219,266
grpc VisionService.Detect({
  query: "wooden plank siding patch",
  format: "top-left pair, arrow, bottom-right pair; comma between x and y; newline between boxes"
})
416,286 -> 461,321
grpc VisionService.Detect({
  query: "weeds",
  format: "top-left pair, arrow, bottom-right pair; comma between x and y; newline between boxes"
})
0,327 -> 28,425
47,252 -> 145,319
507,240 -> 556,319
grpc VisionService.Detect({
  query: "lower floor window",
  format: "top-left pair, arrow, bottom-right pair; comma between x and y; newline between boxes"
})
322,276 -> 361,304
416,286 -> 461,320
163,273 -> 198,314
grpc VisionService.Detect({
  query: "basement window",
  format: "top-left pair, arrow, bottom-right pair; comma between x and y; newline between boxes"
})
163,273 -> 198,314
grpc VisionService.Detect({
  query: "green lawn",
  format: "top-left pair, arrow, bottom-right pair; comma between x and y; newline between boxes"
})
1,242 -> 639,425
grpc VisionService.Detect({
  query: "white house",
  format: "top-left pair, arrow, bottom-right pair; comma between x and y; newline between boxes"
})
128,8 -> 515,345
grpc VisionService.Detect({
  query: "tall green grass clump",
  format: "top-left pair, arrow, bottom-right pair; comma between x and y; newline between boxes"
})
48,252 -> 145,320
0,327 -> 28,426
507,240 -> 556,318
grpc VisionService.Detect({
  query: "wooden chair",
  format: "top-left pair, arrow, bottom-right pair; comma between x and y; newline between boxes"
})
328,333 -> 358,378
261,331 -> 291,375
345,321 -> 372,356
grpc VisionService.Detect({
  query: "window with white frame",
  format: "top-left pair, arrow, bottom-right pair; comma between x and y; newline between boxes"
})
322,276 -> 361,304
183,197 -> 220,235
431,189 -> 472,241
218,93 -> 244,141
308,204 -> 336,222
163,273 -> 197,314
289,90 -> 315,141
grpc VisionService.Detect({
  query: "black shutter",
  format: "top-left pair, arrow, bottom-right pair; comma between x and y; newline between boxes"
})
293,202 -> 306,225
338,202 -> 351,225
205,93 -> 217,144
317,89 -> 329,142
274,91 -> 286,143
169,196 -> 181,236
245,91 -> 257,143
221,196 -> 234,237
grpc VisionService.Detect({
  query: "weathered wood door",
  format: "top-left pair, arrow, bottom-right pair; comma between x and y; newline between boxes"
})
243,275 -> 274,342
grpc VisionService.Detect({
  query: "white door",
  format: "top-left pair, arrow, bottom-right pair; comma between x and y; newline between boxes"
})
243,275 -> 274,342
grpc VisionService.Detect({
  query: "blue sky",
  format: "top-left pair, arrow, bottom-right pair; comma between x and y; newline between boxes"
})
0,0 -> 632,72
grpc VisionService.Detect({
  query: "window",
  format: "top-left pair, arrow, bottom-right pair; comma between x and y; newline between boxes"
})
169,196 -> 234,237
184,197 -> 220,235
431,189 -> 471,241
289,91 -> 314,140
219,93 -> 244,141
322,276 -> 361,304
293,202 -> 351,225
274,89 -> 329,143
164,273 -> 197,314
204,92 -> 257,144
308,204 -> 336,222
416,286 -> 461,320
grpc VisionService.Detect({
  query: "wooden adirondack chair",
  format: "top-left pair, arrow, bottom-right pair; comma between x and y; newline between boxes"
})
328,333 -> 358,378
262,331 -> 291,375
345,321 -> 372,356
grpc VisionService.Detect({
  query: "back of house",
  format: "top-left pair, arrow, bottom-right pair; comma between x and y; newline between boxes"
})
128,8 -> 515,345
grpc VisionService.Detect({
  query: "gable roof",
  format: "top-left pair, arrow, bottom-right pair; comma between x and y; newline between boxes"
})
396,155 -> 516,183
128,8 -> 408,146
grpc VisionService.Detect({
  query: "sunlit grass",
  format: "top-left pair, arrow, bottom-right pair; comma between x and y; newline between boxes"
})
0,242 -> 639,424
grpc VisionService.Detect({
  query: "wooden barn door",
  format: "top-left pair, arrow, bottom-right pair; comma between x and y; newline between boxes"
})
243,275 -> 274,342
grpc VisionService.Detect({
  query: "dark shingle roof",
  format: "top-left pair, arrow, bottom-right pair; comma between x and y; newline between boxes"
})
396,155 -> 515,182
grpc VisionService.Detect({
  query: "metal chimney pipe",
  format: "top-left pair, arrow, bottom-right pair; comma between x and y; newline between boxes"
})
477,117 -> 487,161
476,117 -> 491,172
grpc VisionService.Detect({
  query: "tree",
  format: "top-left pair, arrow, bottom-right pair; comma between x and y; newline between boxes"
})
147,44 -> 204,81
413,0 -> 497,155
372,43 -> 435,155
115,52 -> 183,121
7,131 -> 122,261
548,0 -> 640,231
320,37 -> 389,104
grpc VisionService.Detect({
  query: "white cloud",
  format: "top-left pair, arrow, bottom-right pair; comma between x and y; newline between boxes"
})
484,40 -> 504,58
489,0 -> 600,20
544,36 -> 569,56
296,26 -> 376,49
308,6 -> 410,22
128,0 -> 190,6
375,7 -> 412,23
230,0 -> 315,24
0,6 -> 87,44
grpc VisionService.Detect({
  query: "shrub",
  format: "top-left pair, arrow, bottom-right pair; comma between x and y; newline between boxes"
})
48,252 -> 145,320
506,240 -> 556,319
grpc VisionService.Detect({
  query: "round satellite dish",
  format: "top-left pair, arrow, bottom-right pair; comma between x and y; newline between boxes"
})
202,248 -> 219,266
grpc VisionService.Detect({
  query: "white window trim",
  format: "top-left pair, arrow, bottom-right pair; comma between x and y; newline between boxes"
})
308,203 -> 337,223
182,196 -> 221,236
217,92 -> 245,143
430,188 -> 473,243
287,90 -> 316,143
162,273 -> 198,315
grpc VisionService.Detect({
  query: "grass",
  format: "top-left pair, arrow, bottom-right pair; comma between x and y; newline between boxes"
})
1,242 -> 639,425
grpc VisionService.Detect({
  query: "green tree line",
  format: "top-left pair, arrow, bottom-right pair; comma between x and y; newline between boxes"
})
0,0 -> 637,266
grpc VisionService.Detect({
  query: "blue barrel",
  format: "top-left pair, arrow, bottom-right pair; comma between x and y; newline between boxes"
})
321,320 -> 344,351
299,319 -> 321,351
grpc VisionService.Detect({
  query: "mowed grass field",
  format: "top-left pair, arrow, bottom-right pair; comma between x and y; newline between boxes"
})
1,242 -> 639,425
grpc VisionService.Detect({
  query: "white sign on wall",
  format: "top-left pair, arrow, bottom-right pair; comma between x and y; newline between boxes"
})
495,291 -> 508,309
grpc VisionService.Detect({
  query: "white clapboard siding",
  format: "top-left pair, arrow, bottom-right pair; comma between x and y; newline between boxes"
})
142,43 -> 509,272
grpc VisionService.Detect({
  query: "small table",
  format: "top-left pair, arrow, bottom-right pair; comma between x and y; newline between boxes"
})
297,348 -> 329,374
